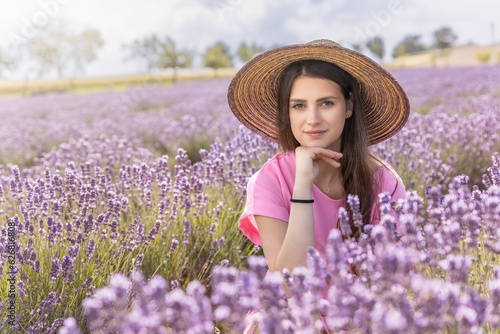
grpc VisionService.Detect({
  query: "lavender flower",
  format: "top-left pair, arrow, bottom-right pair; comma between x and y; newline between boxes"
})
169,239 -> 179,253
57,317 -> 81,334
67,244 -> 80,259
2,68 -> 500,333
50,257 -> 60,284
33,259 -> 41,273
82,240 -> 95,262
61,255 -> 75,285
135,254 -> 144,267
338,207 -> 351,236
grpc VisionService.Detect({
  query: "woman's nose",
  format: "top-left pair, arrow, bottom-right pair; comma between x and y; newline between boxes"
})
306,107 -> 321,125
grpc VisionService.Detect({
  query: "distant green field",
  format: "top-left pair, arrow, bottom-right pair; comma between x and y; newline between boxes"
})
0,68 -> 237,97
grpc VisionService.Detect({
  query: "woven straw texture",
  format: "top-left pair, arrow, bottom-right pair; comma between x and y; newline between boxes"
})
227,40 -> 410,146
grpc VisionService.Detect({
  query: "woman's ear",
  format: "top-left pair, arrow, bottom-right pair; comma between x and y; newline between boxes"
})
346,92 -> 354,119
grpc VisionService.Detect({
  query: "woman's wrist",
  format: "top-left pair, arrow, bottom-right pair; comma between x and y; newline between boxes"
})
293,179 -> 313,199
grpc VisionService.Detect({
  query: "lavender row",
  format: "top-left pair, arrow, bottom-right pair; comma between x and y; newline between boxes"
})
60,153 -> 500,333
0,66 -> 498,193
0,79 -> 236,167
0,65 -> 498,332
0,126 -> 277,332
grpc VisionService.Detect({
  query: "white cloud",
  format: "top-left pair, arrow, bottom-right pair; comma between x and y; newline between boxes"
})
1,0 -> 499,78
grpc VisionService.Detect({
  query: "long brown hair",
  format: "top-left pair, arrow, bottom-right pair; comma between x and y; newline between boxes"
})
276,60 -> 379,236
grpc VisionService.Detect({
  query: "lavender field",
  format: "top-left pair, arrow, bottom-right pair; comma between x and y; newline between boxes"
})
1,65 -> 500,333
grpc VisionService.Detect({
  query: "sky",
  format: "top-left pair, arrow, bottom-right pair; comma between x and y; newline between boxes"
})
0,0 -> 499,79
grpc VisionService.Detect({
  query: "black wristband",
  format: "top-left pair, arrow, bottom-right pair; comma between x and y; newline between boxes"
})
290,198 -> 314,203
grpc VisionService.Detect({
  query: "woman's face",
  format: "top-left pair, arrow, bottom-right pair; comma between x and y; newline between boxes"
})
288,75 -> 352,152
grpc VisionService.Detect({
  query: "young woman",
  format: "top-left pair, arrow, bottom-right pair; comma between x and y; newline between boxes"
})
227,39 -> 410,333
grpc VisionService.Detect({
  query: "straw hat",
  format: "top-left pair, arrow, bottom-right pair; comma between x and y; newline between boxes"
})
227,39 -> 410,146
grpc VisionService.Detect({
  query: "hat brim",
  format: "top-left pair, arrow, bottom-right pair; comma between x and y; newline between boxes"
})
227,41 -> 410,146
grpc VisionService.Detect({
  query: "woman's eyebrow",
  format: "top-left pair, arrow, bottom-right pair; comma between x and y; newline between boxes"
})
289,96 -> 339,102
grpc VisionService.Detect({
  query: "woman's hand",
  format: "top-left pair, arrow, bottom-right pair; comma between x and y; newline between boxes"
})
294,146 -> 342,186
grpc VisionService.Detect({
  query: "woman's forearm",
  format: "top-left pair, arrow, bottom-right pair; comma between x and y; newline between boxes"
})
275,180 -> 315,274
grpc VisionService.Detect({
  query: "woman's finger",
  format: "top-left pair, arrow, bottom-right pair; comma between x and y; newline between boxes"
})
319,155 -> 341,168
314,148 -> 342,160
295,146 -> 342,170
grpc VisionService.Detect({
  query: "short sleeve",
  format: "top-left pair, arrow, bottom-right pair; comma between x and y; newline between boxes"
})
239,157 -> 292,246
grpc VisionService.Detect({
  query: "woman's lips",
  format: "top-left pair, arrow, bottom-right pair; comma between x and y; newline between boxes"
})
305,130 -> 326,138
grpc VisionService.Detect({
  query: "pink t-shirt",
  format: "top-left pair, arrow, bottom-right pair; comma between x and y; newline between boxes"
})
239,151 -> 405,256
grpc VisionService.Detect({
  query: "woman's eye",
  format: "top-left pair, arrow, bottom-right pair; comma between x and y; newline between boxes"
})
322,101 -> 334,107
291,103 -> 305,109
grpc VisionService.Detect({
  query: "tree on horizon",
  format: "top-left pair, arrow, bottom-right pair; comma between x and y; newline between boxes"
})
392,34 -> 427,58
27,23 -> 104,79
366,36 -> 385,62
237,42 -> 263,63
0,47 -> 17,78
156,36 -> 194,82
203,41 -> 232,76
434,26 -> 458,49
123,34 -> 162,72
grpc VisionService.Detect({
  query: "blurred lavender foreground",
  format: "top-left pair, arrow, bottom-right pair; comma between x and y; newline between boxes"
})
0,65 -> 499,333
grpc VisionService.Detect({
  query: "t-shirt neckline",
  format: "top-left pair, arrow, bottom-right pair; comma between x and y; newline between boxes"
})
311,165 -> 386,202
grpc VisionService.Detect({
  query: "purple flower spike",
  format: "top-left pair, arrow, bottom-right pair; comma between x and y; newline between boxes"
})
326,229 -> 348,274
108,274 -> 132,310
347,194 -> 363,229
61,255 -> 75,285
34,259 -> 41,273
258,271 -> 289,333
50,257 -> 60,284
247,256 -> 268,280
169,239 -> 179,253
86,239 -> 95,259
57,317 -> 82,334
135,254 -> 144,267
68,244 -> 80,259
338,207 -> 351,236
